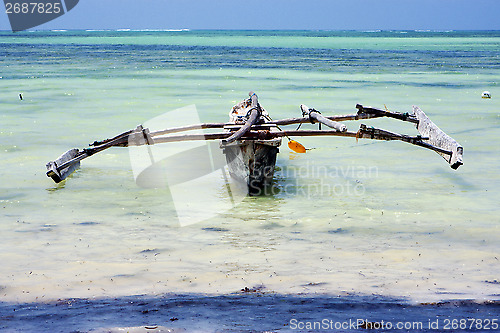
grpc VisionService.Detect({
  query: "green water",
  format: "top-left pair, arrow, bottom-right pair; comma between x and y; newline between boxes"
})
0,30 -> 499,304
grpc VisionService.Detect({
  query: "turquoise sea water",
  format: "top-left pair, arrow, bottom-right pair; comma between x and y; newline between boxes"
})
1,30 -> 499,331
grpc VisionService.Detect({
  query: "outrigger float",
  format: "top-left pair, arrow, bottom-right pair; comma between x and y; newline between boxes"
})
46,91 -> 463,195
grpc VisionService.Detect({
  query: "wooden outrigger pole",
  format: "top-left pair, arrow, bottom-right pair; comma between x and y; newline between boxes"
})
46,91 -> 463,186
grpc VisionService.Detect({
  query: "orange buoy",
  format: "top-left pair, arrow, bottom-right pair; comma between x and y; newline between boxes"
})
288,140 -> 306,153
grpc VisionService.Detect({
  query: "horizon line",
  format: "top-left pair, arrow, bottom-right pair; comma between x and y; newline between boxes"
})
2,29 -> 500,33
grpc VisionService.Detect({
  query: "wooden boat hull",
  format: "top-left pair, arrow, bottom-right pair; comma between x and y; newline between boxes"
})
222,138 -> 281,195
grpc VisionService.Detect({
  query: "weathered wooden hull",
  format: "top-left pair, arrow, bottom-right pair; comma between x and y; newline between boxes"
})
222,138 -> 281,195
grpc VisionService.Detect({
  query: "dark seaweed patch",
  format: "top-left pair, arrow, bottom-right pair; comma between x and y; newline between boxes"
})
328,228 -> 347,234
485,280 -> 500,285
140,249 -> 160,254
75,221 -> 100,226
201,227 -> 229,232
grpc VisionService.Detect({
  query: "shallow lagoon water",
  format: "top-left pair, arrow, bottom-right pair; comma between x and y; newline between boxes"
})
0,30 -> 499,331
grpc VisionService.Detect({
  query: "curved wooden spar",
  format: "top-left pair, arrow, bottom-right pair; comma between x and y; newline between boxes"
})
300,104 -> 347,132
47,125 -> 149,182
221,91 -> 261,144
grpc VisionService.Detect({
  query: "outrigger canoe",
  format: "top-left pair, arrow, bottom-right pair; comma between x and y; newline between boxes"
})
46,91 -> 463,195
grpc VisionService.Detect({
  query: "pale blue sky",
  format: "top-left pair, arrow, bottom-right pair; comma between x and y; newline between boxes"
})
1,0 -> 500,31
